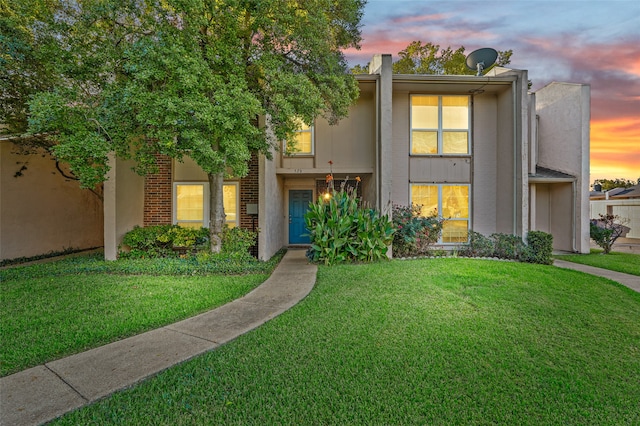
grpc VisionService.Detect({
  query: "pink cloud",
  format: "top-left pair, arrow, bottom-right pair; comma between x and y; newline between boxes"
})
390,13 -> 451,25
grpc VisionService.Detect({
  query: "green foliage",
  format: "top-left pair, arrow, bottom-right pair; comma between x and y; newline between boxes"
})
222,227 -> 257,256
460,231 -> 550,263
590,214 -> 629,254
305,186 -> 394,265
1,250 -> 286,283
0,0 -> 60,135
119,224 -> 259,263
459,231 -> 495,258
392,41 -> 512,75
391,204 -> 445,257
19,0 -> 364,251
593,178 -> 639,191
119,225 -> 209,259
196,227 -> 257,262
491,233 -> 526,260
522,231 -> 553,265
350,63 -> 369,74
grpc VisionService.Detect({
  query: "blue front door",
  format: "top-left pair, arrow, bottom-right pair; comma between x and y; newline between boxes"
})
289,190 -> 313,244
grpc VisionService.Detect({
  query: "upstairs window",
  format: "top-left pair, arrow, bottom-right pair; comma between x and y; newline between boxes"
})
284,117 -> 314,155
411,95 -> 470,155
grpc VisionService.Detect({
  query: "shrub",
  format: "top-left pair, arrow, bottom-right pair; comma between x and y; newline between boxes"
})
522,231 -> 553,264
590,213 -> 629,254
221,227 -> 257,260
119,225 -> 209,259
490,233 -> 526,260
392,204 -> 445,257
305,185 -> 394,265
459,231 -> 494,258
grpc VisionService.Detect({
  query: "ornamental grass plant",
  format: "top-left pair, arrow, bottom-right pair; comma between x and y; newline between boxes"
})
305,174 -> 394,265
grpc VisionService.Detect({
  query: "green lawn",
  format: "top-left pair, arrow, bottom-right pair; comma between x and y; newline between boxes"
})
0,254 -> 274,376
52,259 -> 640,425
555,249 -> 640,276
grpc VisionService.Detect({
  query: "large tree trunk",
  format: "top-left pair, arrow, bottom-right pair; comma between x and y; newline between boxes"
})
208,171 -> 226,253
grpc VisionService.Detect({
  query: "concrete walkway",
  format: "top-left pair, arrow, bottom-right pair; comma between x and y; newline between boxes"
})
0,249 -> 317,426
553,259 -> 640,293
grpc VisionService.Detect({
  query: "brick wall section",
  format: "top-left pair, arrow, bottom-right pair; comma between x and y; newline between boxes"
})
144,154 -> 172,226
240,153 -> 259,231
240,153 -> 260,257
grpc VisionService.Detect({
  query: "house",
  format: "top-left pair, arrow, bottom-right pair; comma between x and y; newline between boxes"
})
101,54 -> 591,260
0,136 -> 104,261
590,185 -> 640,239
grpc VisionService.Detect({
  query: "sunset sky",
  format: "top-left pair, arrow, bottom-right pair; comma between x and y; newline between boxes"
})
344,0 -> 640,184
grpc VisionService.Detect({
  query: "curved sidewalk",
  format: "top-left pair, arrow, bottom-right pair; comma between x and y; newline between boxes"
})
554,259 -> 640,293
1,249 -> 317,426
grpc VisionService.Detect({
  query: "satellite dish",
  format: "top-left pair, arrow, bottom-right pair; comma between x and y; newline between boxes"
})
466,48 -> 498,76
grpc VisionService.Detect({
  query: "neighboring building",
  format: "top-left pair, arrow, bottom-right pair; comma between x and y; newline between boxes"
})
97,54 -> 591,260
0,137 -> 104,261
590,185 -> 640,239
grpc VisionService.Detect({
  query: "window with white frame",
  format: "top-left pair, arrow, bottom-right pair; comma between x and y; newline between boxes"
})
173,182 -> 239,229
284,117 -> 314,155
411,95 -> 470,155
411,184 -> 470,243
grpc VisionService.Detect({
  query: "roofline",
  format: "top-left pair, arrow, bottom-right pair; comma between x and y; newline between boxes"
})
528,176 -> 576,183
391,74 -> 517,85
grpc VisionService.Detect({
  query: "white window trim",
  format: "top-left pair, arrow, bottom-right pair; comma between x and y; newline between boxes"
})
410,95 -> 471,156
173,182 -> 210,228
173,182 -> 241,229
410,183 -> 471,244
283,123 -> 315,156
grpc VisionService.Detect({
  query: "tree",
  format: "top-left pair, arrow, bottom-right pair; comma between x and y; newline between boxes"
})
351,41 -> 512,75
0,0 -> 59,135
22,0 -> 364,253
392,41 -> 512,75
350,63 -> 369,74
590,214 -> 630,254
592,178 -> 640,192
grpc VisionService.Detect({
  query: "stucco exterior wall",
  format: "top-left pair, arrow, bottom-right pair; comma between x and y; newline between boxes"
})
276,82 -> 377,179
472,93 -> 499,234
1,141 -> 103,260
533,183 -> 574,250
535,82 -> 590,252
103,155 -> 144,260
495,84 -> 518,235
391,91 -> 410,205
259,146 -> 285,260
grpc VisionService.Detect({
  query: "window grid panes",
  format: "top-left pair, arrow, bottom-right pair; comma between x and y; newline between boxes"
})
411,95 -> 470,155
174,182 -> 239,229
411,184 -> 470,244
176,184 -> 205,228
285,117 -> 314,155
